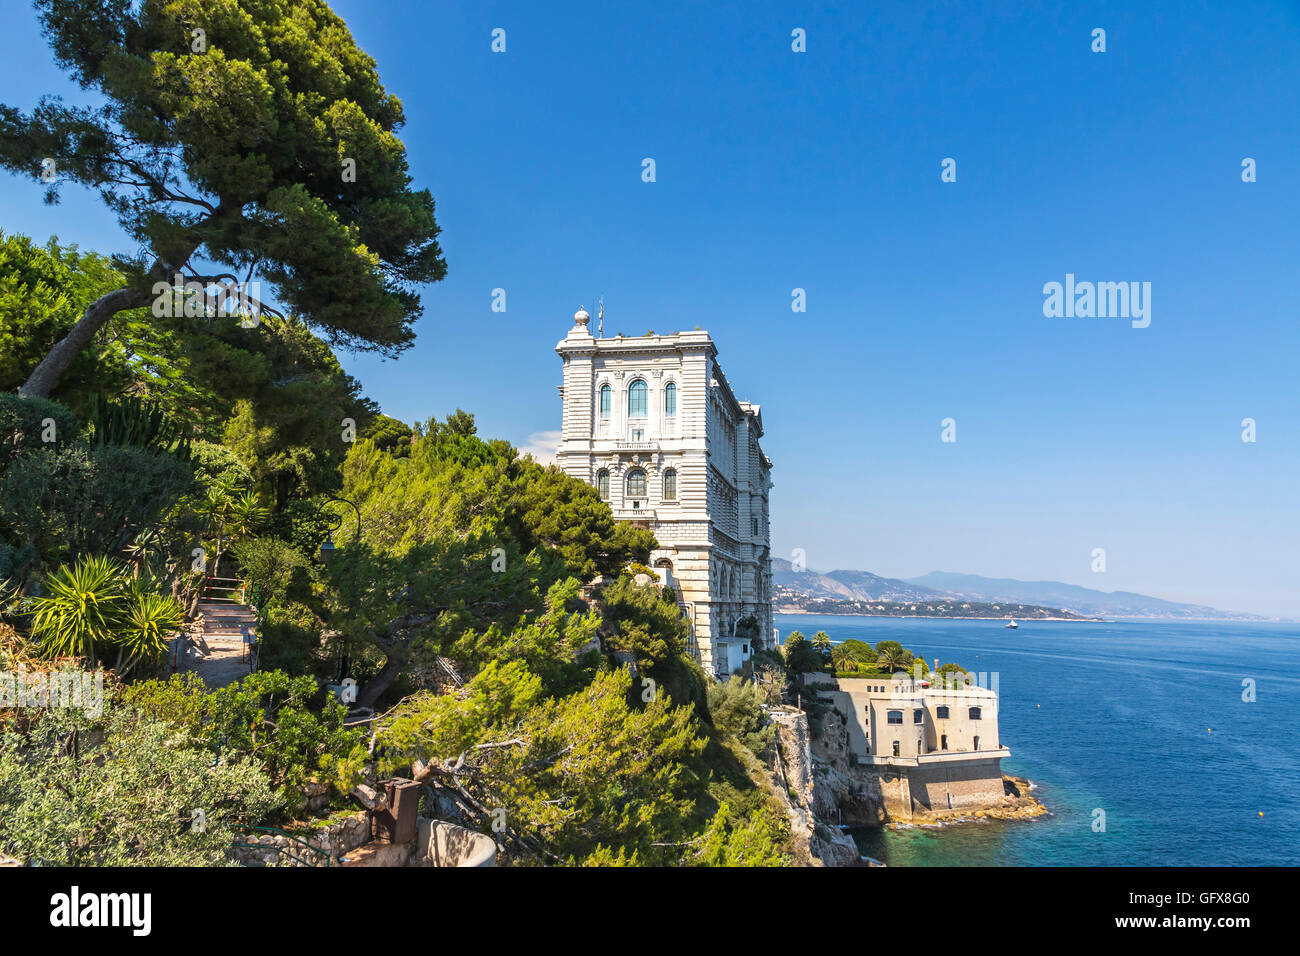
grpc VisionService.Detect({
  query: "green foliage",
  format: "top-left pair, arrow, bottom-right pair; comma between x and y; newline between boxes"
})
599,575 -> 705,714
229,536 -> 310,611
118,577 -> 185,659
507,459 -> 657,581
27,555 -> 181,674
1,442 -> 195,563
0,232 -> 147,409
124,670 -> 365,812
452,577 -> 601,692
0,704 -> 279,865
875,640 -> 914,673
707,676 -> 776,756
89,394 -> 190,459
0,0 -> 447,375
334,417 -> 666,705
0,393 -> 80,473
692,802 -> 790,867
27,554 -> 124,661
379,663 -> 706,862
782,632 -> 822,674
264,496 -> 336,559
362,413 -> 413,456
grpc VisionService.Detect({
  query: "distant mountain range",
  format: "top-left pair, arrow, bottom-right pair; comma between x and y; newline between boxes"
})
772,560 -> 1272,621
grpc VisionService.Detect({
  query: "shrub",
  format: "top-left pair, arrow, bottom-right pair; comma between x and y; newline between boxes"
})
0,394 -> 80,472
27,555 -> 183,675
0,704 -> 278,865
707,676 -> 776,756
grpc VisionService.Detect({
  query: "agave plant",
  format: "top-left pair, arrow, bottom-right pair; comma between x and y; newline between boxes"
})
28,555 -> 127,661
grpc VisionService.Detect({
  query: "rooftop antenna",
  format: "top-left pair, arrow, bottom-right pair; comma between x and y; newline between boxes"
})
597,296 -> 605,338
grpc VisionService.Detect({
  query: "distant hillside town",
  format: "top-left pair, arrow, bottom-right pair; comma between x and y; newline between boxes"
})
773,560 -> 1274,621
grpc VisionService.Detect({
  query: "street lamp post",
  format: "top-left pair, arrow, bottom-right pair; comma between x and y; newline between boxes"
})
319,496 -> 361,562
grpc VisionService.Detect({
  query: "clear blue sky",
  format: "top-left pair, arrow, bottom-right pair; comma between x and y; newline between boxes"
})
2,1 -> 1298,616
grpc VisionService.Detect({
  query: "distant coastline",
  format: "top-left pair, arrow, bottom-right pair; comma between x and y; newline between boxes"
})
776,610 -> 1105,622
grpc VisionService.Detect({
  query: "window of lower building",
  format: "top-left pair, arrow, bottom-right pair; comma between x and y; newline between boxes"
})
887,710 -> 903,725
969,706 -> 982,720
936,705 -> 950,719
913,708 -> 924,724
892,740 -> 900,757
941,734 -> 948,750
974,735 -> 981,751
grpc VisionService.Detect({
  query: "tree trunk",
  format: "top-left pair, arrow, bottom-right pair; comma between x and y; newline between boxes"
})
19,285 -> 154,398
357,651 -> 408,709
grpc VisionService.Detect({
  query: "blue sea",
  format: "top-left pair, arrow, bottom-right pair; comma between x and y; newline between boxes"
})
775,614 -> 1300,866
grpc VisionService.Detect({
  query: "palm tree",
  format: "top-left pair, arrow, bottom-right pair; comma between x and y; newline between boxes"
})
831,645 -> 857,673
196,479 -> 267,577
876,645 -> 913,674
812,630 -> 833,670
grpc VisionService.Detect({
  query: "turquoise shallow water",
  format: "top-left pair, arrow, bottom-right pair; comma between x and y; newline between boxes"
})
775,614 -> 1300,866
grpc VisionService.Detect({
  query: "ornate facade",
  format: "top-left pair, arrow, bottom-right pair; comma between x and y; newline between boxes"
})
555,309 -> 773,676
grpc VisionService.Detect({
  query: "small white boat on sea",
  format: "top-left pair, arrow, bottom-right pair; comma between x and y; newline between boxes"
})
1004,619 -> 1019,629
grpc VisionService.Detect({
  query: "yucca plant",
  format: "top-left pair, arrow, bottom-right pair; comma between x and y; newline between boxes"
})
116,581 -> 184,676
29,555 -> 127,661
123,528 -> 164,579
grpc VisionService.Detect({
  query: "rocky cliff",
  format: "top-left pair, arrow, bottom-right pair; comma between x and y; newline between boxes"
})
769,708 -> 864,866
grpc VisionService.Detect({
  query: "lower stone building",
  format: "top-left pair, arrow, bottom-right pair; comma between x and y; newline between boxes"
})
812,673 -> 1010,819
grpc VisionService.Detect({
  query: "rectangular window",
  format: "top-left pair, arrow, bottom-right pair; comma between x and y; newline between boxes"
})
887,710 -> 903,725
913,709 -> 924,724
936,705 -> 949,719
969,707 -> 982,720
631,429 -> 643,441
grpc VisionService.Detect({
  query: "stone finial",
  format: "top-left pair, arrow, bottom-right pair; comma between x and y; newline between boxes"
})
574,306 -> 591,327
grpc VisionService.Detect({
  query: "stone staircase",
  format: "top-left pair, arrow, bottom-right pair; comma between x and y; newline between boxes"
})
178,600 -> 256,689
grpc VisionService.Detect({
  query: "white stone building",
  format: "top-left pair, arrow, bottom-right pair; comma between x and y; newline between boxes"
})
555,308 -> 773,676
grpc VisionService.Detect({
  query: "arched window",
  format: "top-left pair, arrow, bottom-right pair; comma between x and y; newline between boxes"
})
628,380 -> 647,418
662,468 -> 677,500
664,382 -> 677,417
969,707 -> 982,720
936,705 -> 950,719
596,469 -> 609,500
599,384 -> 611,419
625,468 -> 647,498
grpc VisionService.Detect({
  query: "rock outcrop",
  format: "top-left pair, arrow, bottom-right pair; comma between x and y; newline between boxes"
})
769,708 -> 864,867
